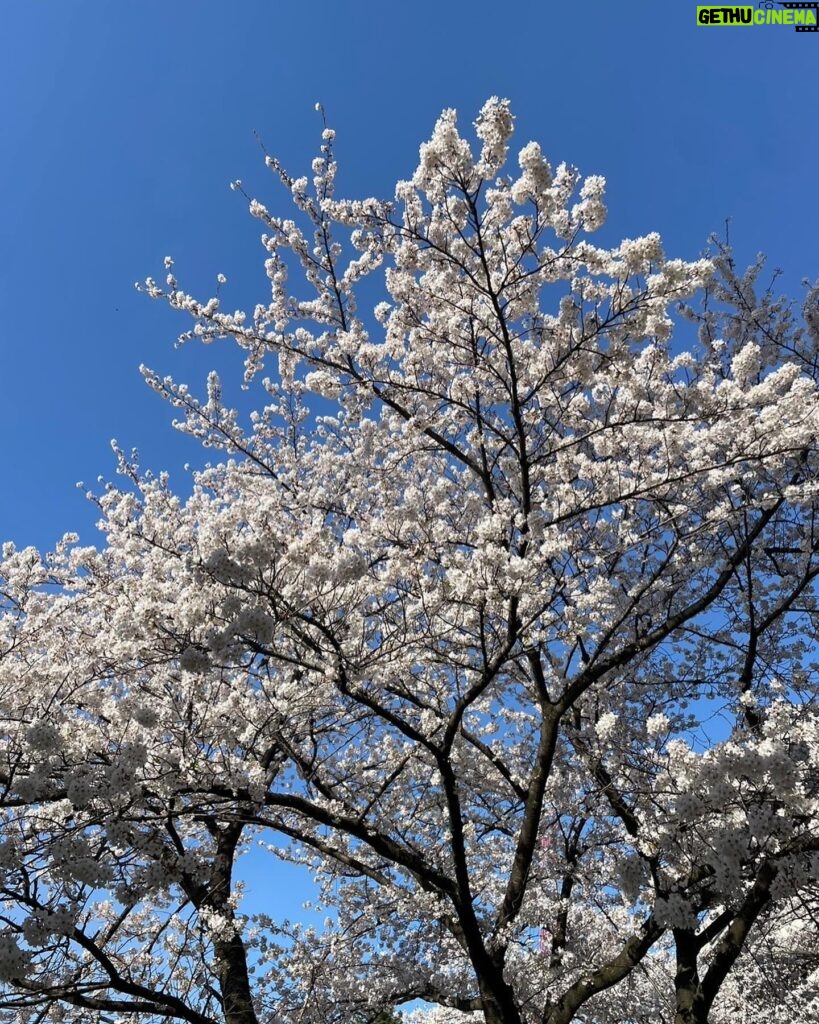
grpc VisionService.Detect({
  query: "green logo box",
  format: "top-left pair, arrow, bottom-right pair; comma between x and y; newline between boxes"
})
696,4 -> 818,27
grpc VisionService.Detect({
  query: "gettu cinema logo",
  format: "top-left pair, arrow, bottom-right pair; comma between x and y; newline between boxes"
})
697,2 -> 818,28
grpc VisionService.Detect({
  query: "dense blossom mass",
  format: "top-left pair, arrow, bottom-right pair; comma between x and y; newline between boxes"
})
2,99 -> 819,1024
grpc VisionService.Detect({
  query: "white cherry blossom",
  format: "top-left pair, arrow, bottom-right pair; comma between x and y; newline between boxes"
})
2,100 -> 819,1024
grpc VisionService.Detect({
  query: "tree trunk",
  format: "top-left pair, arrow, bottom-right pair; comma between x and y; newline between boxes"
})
477,973 -> 524,1024
673,928 -> 708,1024
214,932 -> 260,1024
674,989 -> 708,1024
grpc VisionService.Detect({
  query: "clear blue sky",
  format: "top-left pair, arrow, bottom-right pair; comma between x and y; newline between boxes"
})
1,0 -> 817,926
1,2 -> 816,550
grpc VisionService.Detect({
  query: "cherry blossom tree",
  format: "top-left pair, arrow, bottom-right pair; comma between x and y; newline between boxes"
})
2,99 -> 819,1024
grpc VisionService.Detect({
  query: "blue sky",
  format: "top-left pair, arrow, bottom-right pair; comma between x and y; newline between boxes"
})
1,0 -> 817,923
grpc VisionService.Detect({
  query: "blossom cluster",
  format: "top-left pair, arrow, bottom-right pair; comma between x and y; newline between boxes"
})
2,99 -> 819,1024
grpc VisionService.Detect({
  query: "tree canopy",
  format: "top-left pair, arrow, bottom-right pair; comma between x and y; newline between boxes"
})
2,99 -> 819,1024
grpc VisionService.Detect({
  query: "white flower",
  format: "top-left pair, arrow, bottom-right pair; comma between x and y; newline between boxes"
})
25,720 -> 61,751
0,935 -> 30,982
596,712 -> 618,739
